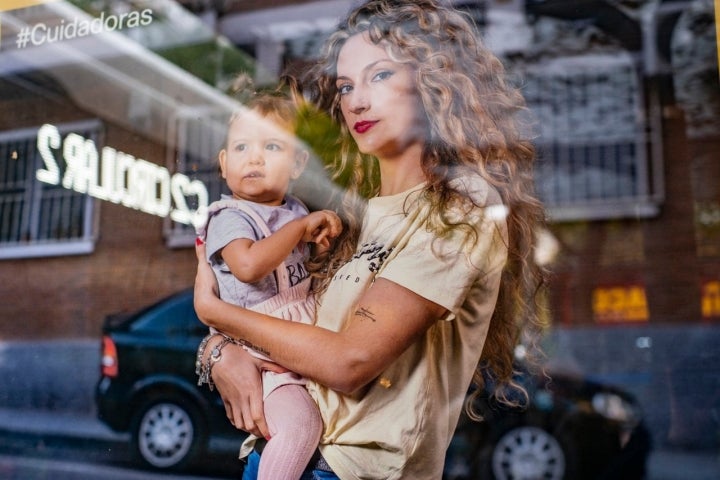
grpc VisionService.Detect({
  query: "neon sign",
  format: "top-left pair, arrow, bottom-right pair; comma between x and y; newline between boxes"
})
35,123 -> 208,229
592,284 -> 649,323
701,280 -> 720,319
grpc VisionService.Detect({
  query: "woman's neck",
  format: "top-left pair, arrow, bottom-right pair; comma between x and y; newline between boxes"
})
377,145 -> 426,196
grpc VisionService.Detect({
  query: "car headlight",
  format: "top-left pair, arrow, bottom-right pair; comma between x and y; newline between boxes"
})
591,392 -> 641,426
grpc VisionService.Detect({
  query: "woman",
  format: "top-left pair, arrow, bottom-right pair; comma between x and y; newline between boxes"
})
194,1 -> 546,478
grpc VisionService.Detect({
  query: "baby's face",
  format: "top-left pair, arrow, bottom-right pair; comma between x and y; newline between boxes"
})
219,111 -> 306,206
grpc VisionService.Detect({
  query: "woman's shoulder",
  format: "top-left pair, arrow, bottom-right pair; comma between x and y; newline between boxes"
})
447,172 -> 502,207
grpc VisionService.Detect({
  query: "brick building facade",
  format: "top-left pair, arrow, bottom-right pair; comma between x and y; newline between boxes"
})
0,0 -> 718,342
0,76 -> 199,338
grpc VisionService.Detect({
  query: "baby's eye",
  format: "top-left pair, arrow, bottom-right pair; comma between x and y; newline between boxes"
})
266,143 -> 282,152
372,70 -> 393,82
234,143 -> 247,152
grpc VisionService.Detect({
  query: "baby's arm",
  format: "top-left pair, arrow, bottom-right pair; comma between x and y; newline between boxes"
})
221,210 -> 341,283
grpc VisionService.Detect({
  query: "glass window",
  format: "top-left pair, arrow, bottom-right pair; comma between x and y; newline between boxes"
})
0,120 -> 100,258
163,107 -> 228,248
523,54 -> 661,220
0,1 -> 718,479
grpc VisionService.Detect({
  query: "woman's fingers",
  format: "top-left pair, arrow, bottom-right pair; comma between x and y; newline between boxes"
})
223,401 -> 235,426
239,392 -> 270,439
210,344 -> 271,439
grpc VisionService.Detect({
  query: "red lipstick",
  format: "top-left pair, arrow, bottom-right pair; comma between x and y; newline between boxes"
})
353,120 -> 378,134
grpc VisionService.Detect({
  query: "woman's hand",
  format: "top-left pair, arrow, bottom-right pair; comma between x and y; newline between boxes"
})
195,238 -> 288,439
204,339 -> 273,439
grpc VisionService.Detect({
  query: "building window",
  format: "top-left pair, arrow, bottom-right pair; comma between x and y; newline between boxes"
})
0,120 -> 101,259
521,53 -> 663,221
164,107 -> 228,248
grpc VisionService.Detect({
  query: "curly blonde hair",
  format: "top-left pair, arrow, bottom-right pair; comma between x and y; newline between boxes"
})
301,0 -> 547,415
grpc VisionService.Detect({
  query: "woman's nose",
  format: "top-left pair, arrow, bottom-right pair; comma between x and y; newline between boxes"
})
348,88 -> 369,115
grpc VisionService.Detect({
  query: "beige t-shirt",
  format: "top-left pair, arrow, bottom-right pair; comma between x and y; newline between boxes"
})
307,175 -> 508,480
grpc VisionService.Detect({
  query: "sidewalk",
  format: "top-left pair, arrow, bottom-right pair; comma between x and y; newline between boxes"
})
0,339 -> 99,413
0,406 -> 237,453
0,406 -> 125,442
1,340 -> 719,479
1,406 -> 718,479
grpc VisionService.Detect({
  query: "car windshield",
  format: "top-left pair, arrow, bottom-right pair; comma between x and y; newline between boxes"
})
1,1 -> 718,479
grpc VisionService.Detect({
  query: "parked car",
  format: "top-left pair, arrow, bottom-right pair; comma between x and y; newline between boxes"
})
96,289 -> 650,478
444,366 -> 651,480
95,289 -> 247,471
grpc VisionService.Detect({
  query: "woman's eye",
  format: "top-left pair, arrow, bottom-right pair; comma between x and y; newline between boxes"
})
337,84 -> 353,96
372,70 -> 393,82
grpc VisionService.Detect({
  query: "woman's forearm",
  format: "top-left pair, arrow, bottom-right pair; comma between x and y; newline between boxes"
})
198,293 -> 366,392
196,278 -> 443,395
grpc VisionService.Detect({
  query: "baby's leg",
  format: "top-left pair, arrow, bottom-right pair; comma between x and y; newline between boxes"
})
258,384 -> 322,480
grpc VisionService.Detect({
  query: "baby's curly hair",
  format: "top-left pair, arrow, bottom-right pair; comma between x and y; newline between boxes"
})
301,0 -> 548,416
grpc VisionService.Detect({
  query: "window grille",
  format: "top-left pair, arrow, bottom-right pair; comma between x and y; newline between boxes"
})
0,120 -> 101,259
522,53 -> 663,221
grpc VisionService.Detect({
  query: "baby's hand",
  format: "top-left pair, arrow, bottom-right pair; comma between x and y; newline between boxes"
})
302,210 -> 343,249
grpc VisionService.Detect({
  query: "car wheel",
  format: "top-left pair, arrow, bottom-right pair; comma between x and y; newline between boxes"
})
491,425 -> 566,480
130,395 -> 207,470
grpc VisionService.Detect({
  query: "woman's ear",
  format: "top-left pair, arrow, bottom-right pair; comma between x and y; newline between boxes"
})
291,150 -> 309,180
218,149 -> 228,179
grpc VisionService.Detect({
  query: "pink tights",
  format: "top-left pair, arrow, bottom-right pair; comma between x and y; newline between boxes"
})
258,384 -> 323,480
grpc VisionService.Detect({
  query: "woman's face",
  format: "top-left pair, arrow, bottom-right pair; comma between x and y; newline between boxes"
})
335,32 -> 426,161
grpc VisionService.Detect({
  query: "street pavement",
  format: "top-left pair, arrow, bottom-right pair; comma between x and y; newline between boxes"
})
0,339 -> 718,479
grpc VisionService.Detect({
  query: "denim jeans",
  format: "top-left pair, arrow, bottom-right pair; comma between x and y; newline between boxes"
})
242,450 -> 340,480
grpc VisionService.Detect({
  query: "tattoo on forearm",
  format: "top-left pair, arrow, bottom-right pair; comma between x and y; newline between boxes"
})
236,338 -> 271,357
355,307 -> 377,322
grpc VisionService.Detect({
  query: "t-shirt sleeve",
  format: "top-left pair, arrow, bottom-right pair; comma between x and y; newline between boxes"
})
378,203 -> 508,320
204,209 -> 259,266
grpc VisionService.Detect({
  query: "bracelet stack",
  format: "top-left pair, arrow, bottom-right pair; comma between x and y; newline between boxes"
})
196,332 -> 238,391
195,332 -> 217,379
